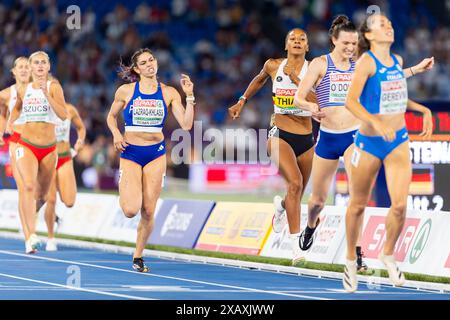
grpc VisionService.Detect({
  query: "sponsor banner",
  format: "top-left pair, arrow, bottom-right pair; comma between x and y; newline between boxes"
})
148,199 -> 215,248
260,205 -> 347,264
334,208 -> 450,277
97,198 -> 163,243
36,193 -> 117,238
0,190 -> 21,229
195,202 -> 274,255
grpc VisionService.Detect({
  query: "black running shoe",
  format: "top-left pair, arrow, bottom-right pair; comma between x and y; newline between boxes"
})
299,218 -> 320,251
132,257 -> 149,273
357,249 -> 368,272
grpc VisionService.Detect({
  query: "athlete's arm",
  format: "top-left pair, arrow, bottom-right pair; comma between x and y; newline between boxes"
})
0,89 -> 9,142
7,91 -> 23,133
228,59 -> 274,119
167,74 -> 195,131
107,84 -> 129,152
294,57 -> 324,112
67,103 -> 86,152
46,81 -> 68,120
345,53 -> 395,142
403,57 -> 434,79
406,100 -> 433,139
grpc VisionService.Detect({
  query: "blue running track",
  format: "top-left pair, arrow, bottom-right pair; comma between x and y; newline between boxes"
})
0,237 -> 448,300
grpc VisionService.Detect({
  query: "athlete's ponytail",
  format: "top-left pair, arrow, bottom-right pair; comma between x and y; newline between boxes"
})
329,15 -> 356,50
357,16 -> 372,57
118,48 -> 154,83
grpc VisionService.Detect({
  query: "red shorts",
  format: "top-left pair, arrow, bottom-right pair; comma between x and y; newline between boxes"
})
17,138 -> 56,162
9,131 -> 21,143
56,152 -> 72,170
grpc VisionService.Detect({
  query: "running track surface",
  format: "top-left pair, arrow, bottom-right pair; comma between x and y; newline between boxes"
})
0,237 -> 448,300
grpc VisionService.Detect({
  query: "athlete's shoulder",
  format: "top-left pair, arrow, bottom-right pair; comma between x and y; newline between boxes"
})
393,53 -> 403,66
264,58 -> 283,73
310,55 -> 328,68
116,82 -> 135,95
0,86 -> 11,101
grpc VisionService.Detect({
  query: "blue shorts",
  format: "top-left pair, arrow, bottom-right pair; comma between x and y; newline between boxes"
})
120,141 -> 166,167
315,128 -> 357,160
354,127 -> 409,160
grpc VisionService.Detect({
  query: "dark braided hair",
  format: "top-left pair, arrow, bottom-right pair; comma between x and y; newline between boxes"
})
118,48 -> 154,82
329,15 -> 357,50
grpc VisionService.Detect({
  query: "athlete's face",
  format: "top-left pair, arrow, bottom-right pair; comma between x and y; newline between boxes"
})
134,52 -> 158,78
366,15 -> 394,44
30,54 -> 50,78
285,30 -> 309,55
332,31 -> 358,59
12,58 -> 30,83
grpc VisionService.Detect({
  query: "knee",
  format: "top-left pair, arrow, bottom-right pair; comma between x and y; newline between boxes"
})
140,206 -> 155,221
64,200 -> 75,208
309,195 -> 326,211
23,182 -> 35,193
122,205 -> 139,219
390,202 -> 407,219
287,179 -> 303,196
347,201 -> 366,217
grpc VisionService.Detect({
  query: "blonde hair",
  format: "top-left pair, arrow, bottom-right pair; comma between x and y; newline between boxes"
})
28,51 -> 50,63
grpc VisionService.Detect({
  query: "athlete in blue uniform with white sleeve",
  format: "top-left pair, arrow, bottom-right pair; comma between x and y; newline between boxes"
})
342,14 -> 433,292
107,48 -> 195,272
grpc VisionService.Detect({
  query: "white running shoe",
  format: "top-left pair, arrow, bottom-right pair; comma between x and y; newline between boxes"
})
290,233 -> 305,265
343,259 -> 358,293
46,238 -> 58,251
25,240 -> 36,254
29,233 -> 41,251
379,252 -> 405,286
272,195 -> 287,233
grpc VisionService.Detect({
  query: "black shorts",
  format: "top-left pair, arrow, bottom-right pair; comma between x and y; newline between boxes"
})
268,126 -> 315,157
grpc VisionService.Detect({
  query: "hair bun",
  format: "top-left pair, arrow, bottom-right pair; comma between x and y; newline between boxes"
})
331,15 -> 350,29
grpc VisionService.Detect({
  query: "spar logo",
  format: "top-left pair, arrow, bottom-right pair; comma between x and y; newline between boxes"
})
409,219 -> 432,264
361,216 -> 421,261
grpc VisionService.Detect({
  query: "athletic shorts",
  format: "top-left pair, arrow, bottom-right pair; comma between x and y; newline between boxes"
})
120,141 -> 166,167
268,126 -> 315,157
56,151 -> 72,170
315,127 -> 358,160
17,137 -> 56,162
354,127 -> 409,160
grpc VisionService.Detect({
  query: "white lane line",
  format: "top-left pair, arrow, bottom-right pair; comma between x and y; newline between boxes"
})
0,250 -> 331,300
0,272 -> 152,300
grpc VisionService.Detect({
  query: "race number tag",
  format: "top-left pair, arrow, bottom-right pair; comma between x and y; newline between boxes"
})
131,97 -> 165,126
15,147 -> 25,160
380,78 -> 408,114
329,73 -> 352,103
351,148 -> 361,167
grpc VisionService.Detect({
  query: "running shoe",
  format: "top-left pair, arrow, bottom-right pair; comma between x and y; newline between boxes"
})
290,233 -> 305,265
29,233 -> 41,251
298,217 -> 320,251
25,240 -> 36,254
132,257 -> 149,273
272,195 -> 287,233
343,259 -> 358,293
379,252 -> 405,286
46,238 -> 58,251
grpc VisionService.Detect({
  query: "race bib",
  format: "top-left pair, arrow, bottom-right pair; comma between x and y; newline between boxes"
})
23,97 -> 51,122
329,73 -> 352,103
273,88 -> 311,116
379,78 -> 407,114
131,98 -> 165,126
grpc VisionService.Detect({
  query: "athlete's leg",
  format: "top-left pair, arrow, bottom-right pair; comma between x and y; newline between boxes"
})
307,155 -> 339,228
9,142 -> 30,239
15,146 -> 39,238
135,155 -> 166,259
56,160 -> 77,207
268,137 -> 304,234
345,148 -> 381,261
44,174 -> 57,239
382,142 -> 411,256
36,151 -> 57,202
118,158 -> 143,218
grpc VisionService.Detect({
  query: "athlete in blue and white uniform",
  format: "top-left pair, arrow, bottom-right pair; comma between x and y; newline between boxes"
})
294,15 -> 433,272
107,48 -> 195,272
342,14 -> 433,292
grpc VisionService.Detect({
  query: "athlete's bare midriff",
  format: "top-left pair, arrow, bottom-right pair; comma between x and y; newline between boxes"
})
21,122 -> 56,145
56,141 -> 70,154
124,131 -> 164,146
359,113 -> 406,136
321,106 -> 360,130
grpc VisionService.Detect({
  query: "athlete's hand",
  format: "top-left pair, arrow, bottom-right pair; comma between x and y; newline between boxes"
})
372,119 -> 396,142
74,138 -> 85,153
180,74 -> 194,96
38,79 -> 48,97
420,109 -> 433,140
113,133 -> 128,152
228,100 -> 244,120
5,120 -> 13,135
0,136 -> 4,147
308,102 -> 326,122
283,64 -> 300,86
413,57 -> 434,74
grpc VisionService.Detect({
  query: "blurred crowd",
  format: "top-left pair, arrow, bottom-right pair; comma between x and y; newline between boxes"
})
0,0 -> 449,189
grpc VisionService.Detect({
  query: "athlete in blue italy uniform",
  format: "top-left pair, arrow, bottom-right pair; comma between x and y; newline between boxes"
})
107,48 -> 195,272
294,16 -> 433,272
341,14 -> 433,292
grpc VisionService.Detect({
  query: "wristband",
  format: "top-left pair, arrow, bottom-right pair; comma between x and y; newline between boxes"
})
239,95 -> 247,104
